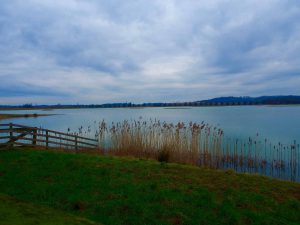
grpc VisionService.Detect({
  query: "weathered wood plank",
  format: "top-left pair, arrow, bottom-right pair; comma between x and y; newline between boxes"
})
13,142 -> 98,150
0,136 -> 10,140
0,127 -> 97,142
35,133 -> 98,146
0,128 -> 32,133
16,137 -> 98,148
14,139 -> 98,149
5,131 -> 34,144
9,124 -> 97,142
0,123 -> 99,149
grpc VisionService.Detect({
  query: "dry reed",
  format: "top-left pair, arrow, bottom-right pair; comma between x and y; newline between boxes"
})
77,119 -> 299,182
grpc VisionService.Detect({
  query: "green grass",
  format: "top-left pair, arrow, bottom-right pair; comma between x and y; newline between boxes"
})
0,147 -> 299,225
0,193 -> 100,225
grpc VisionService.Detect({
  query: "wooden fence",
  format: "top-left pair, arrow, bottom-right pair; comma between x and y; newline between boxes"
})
0,123 -> 99,150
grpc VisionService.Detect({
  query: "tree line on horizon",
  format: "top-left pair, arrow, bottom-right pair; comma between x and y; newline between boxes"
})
1,95 -> 300,109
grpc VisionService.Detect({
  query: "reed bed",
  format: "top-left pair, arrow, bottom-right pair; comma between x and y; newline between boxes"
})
77,119 -> 299,182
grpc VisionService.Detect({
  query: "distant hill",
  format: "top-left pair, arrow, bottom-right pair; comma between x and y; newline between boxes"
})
197,95 -> 300,106
0,95 -> 300,109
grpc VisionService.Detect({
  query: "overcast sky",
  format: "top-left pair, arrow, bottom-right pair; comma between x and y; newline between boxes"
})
1,0 -> 300,104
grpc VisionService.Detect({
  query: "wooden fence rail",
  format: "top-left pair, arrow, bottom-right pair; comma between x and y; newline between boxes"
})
0,123 -> 99,150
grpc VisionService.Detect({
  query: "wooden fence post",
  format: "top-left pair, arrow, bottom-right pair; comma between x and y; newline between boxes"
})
9,123 -> 13,147
75,135 -> 78,151
32,128 -> 37,146
46,131 -> 49,149
59,134 -> 61,148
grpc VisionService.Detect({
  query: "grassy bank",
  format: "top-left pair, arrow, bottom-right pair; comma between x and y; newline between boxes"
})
0,148 -> 299,225
0,193 -> 100,225
0,113 -> 53,120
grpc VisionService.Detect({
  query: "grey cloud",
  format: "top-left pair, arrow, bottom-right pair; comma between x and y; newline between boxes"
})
0,0 -> 300,104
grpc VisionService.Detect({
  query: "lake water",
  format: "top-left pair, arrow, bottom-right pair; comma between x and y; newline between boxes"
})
1,105 -> 299,145
1,106 -> 300,181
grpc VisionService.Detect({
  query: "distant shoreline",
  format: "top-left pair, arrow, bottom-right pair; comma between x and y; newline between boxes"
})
0,104 -> 300,111
0,113 -> 55,120
1,95 -> 300,110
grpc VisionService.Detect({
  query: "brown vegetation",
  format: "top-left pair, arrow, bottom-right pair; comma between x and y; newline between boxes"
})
95,119 -> 299,181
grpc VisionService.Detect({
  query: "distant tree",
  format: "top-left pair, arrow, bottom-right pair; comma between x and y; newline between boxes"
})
23,103 -> 33,108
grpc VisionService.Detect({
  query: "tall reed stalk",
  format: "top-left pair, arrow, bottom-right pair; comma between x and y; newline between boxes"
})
81,119 -> 299,182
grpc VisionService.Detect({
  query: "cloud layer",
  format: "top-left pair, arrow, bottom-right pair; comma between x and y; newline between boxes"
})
1,0 -> 300,104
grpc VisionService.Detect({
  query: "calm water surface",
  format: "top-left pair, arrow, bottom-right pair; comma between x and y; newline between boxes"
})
0,105 -> 299,145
